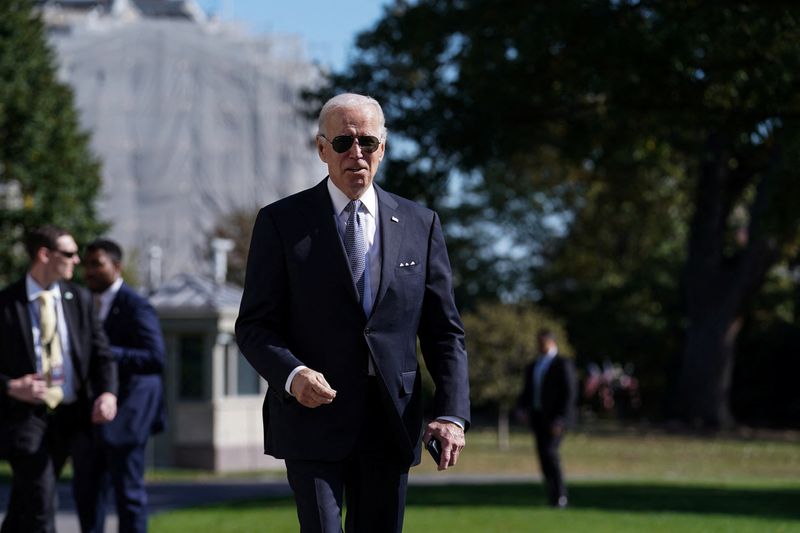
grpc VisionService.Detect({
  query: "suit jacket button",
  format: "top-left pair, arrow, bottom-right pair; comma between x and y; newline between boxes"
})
364,327 -> 372,335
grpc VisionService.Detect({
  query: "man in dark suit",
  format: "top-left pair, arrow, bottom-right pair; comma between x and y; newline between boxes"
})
0,225 -> 118,533
236,93 -> 470,533
518,329 -> 577,508
73,238 -> 166,533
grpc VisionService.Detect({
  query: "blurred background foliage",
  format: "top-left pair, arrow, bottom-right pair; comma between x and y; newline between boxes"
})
3,0 -> 799,430
463,302 -> 571,447
306,0 -> 800,429
0,0 -> 106,285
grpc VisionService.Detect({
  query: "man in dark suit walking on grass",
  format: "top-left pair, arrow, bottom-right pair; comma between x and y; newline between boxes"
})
518,329 -> 577,508
236,93 -> 470,532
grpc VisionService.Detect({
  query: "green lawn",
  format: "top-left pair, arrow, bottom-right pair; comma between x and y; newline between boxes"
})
150,427 -> 800,532
151,481 -> 800,532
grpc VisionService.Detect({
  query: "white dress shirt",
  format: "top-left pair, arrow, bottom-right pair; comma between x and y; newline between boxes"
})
285,181 -> 381,392
26,274 -> 77,404
96,277 -> 124,322
328,178 -> 381,312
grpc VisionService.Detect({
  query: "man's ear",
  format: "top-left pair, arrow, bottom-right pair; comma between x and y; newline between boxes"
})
36,246 -> 51,265
316,138 -> 328,163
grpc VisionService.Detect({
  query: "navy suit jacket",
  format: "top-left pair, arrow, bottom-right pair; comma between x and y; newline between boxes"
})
0,278 -> 117,456
519,355 -> 577,427
236,178 -> 470,467
99,283 -> 166,446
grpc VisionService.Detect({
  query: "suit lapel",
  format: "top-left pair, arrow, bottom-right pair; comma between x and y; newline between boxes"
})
60,282 -> 87,389
104,285 -> 125,332
374,185 -> 402,311
307,178 -> 361,304
13,281 -> 36,368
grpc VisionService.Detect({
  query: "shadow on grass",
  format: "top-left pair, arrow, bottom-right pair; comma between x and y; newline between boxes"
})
175,482 -> 800,522
406,483 -> 800,520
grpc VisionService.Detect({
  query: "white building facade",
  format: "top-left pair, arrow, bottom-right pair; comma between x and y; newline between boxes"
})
43,0 -> 322,281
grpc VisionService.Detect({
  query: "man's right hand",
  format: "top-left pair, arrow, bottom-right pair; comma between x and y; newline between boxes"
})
290,368 -> 337,408
6,374 -> 47,404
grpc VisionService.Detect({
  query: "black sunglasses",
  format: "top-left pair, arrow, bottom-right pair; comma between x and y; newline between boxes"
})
320,134 -> 382,154
51,249 -> 78,259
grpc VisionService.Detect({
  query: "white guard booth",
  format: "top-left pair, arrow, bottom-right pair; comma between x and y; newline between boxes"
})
149,273 -> 283,472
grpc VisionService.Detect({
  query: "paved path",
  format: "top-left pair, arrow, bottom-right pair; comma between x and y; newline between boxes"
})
0,478 -> 293,533
1,473 -> 537,532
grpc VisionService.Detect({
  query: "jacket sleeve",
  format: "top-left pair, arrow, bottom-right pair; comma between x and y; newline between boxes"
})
553,358 -> 577,425
417,212 -> 471,428
88,293 -> 118,397
111,298 -> 165,374
235,207 -> 304,390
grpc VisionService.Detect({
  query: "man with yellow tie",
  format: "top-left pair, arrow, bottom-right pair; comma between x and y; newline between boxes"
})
0,225 -> 118,533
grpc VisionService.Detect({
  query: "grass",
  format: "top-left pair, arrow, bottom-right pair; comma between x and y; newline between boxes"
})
150,482 -> 800,532
413,426 -> 800,483
148,426 -> 800,532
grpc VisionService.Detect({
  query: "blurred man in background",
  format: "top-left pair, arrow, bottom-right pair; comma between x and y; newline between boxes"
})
74,239 -> 166,533
518,329 -> 576,508
0,225 -> 117,533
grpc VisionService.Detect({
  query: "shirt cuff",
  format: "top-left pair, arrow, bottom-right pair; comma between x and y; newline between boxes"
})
436,416 -> 465,429
285,366 -> 307,395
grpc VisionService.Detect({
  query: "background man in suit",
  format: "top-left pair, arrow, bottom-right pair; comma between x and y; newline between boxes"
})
0,225 -> 118,533
236,93 -> 470,533
74,239 -> 167,533
517,329 -> 577,508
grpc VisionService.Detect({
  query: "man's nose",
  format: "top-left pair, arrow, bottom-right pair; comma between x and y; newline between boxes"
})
348,140 -> 364,156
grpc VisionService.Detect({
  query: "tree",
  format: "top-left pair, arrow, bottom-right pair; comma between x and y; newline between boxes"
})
312,0 -> 800,428
463,302 -> 571,449
0,0 -> 105,285
205,208 -> 258,287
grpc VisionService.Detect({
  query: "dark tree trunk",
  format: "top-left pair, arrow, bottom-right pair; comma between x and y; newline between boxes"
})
676,314 -> 742,428
674,133 -> 779,428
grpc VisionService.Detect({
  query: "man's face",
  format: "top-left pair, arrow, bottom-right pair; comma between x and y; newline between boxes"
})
317,105 -> 385,199
46,235 -> 80,281
83,249 -> 120,293
538,337 -> 555,354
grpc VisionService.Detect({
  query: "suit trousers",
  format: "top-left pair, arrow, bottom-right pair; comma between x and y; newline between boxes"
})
73,432 -> 149,533
285,378 -> 410,533
1,402 -> 84,533
531,412 -> 567,506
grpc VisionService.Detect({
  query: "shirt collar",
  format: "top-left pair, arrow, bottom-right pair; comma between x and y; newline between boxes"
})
26,273 -> 62,302
541,347 -> 558,359
100,277 -> 124,303
327,178 -> 377,217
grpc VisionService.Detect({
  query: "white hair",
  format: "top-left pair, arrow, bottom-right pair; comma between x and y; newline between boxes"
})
318,93 -> 387,139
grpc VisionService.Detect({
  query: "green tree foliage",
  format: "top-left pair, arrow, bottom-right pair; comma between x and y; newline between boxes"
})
0,0 -> 105,284
463,302 -> 570,447
312,0 -> 800,428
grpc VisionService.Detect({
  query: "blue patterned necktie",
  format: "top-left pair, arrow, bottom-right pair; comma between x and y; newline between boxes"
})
344,200 -> 366,302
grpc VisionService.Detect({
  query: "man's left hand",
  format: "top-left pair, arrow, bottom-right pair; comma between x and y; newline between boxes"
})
423,420 -> 465,471
92,392 -> 117,424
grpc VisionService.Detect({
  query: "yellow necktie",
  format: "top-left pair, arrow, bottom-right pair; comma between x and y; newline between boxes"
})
39,291 -> 64,408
